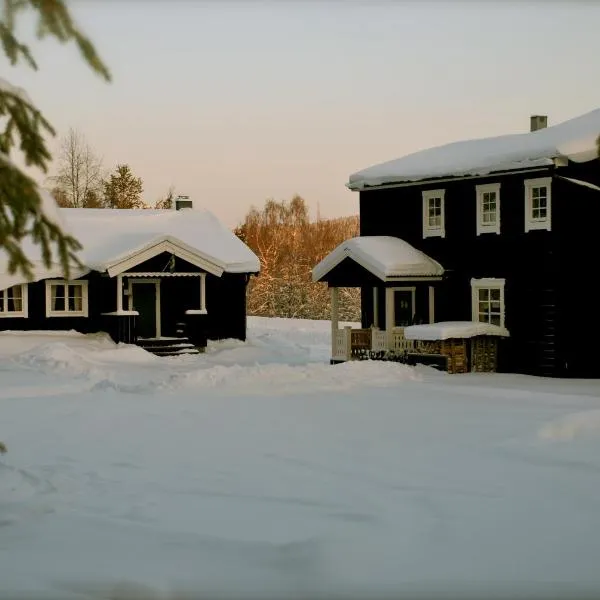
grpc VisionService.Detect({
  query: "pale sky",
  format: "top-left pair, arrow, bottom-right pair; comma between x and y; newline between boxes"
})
4,1 -> 600,227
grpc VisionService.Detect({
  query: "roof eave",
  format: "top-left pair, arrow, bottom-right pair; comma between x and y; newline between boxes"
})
347,164 -> 555,193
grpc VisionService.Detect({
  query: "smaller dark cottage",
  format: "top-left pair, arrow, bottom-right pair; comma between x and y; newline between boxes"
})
0,198 -> 260,355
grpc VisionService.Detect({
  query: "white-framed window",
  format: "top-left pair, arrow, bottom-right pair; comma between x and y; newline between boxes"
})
476,183 -> 500,235
524,177 -> 552,232
0,284 -> 28,318
471,278 -> 505,328
45,280 -> 89,317
422,189 -> 446,238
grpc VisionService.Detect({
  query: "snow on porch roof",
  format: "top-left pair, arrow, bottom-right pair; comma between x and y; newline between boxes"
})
0,207 -> 260,291
312,236 -> 444,283
348,108 -> 600,190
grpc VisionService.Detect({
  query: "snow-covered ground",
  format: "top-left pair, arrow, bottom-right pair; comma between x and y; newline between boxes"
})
2,317 -> 600,599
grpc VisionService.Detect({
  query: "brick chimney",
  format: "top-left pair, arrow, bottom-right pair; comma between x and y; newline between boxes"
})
530,115 -> 548,132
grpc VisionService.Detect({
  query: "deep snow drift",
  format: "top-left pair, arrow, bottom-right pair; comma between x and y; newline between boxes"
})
1,317 -> 600,599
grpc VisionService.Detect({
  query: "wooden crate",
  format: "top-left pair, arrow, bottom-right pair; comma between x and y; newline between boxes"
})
470,336 -> 499,372
440,339 -> 469,374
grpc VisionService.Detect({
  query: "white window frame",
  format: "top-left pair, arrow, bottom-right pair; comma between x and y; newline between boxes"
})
471,278 -> 505,329
476,183 -> 501,235
524,177 -> 552,232
45,279 -> 89,318
0,284 -> 28,318
422,189 -> 446,238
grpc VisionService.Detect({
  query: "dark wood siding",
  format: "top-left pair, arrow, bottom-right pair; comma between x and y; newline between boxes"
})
357,165 -> 589,376
1,258 -> 252,345
553,164 -> 600,377
0,272 -> 110,334
205,273 -> 249,341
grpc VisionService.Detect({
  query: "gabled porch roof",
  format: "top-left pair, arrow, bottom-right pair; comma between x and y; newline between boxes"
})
312,236 -> 444,283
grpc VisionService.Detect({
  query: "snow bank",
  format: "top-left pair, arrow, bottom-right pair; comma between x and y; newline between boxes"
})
348,108 -> 600,189
403,321 -> 510,340
312,236 -> 444,282
2,317 -> 600,597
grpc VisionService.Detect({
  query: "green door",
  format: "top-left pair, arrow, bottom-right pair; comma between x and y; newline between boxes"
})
131,282 -> 158,339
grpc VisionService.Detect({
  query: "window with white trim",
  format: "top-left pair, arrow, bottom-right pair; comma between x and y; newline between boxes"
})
45,280 -> 89,317
0,284 -> 27,318
471,278 -> 505,328
476,183 -> 500,235
524,177 -> 552,232
422,189 -> 445,238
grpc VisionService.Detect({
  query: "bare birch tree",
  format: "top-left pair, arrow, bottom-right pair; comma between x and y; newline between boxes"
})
50,128 -> 103,207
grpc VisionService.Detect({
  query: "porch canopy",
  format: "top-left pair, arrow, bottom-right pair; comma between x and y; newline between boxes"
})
313,237 -> 445,358
312,236 -> 444,284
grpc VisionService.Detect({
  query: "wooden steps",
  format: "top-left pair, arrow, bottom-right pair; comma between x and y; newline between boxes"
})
137,336 -> 202,357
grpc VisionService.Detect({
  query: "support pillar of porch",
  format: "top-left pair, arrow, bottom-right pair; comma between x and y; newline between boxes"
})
385,287 -> 394,339
373,287 -> 379,328
331,287 -> 339,332
331,286 -> 339,358
116,274 -> 123,313
428,286 -> 435,324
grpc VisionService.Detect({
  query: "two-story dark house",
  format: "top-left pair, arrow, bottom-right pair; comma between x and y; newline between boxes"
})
313,110 -> 600,377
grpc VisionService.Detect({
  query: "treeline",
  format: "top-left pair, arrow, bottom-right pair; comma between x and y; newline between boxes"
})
235,196 -> 360,321
48,128 -> 173,209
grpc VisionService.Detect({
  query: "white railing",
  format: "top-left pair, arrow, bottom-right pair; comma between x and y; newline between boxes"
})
332,326 -> 417,362
333,326 -> 352,361
390,328 -> 415,354
371,328 -> 388,353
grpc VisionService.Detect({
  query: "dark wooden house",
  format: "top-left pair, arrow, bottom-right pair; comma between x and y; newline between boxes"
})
0,198 -> 260,356
313,110 -> 600,377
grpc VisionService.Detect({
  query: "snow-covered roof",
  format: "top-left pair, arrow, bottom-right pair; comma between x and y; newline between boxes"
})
348,109 -> 600,190
403,321 -> 509,341
312,236 -> 444,282
0,207 -> 260,291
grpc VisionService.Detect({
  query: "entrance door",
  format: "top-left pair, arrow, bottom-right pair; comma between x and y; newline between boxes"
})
394,289 -> 414,326
129,281 -> 159,338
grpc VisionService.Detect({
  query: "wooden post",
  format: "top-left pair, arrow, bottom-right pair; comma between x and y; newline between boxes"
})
200,273 -> 206,311
385,287 -> 394,345
344,325 -> 352,360
117,274 -> 123,313
373,287 -> 379,328
428,286 -> 435,324
331,287 -> 339,358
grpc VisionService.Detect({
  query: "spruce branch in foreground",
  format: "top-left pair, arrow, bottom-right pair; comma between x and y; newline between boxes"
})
0,0 -> 110,279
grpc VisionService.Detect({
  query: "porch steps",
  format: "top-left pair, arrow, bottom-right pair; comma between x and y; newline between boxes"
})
137,336 -> 202,357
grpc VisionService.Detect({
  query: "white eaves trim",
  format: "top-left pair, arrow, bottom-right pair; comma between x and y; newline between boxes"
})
556,176 -> 600,192
106,237 -> 224,278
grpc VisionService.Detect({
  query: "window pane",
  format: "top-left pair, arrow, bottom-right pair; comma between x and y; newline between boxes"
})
479,289 -> 489,301
0,291 -> 4,312
490,289 -> 501,301
52,284 -> 65,311
8,286 -> 22,312
68,284 -> 83,312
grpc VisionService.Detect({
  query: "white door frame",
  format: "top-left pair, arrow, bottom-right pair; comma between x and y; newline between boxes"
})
127,278 -> 161,338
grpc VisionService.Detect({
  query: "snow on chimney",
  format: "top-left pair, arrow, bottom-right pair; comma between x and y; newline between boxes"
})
530,115 -> 548,132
